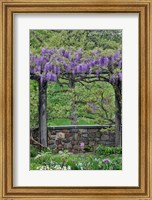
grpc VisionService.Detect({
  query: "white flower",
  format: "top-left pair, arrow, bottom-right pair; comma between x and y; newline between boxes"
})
55,165 -> 60,168
67,166 -> 71,170
54,165 -> 62,170
62,166 -> 67,170
39,166 -> 46,170
78,162 -> 83,166
36,166 -> 40,170
34,154 -> 41,159
46,165 -> 50,170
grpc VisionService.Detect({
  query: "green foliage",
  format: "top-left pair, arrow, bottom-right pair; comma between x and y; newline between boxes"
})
30,30 -> 122,54
30,145 -> 39,158
30,80 -> 38,128
100,126 -> 115,133
95,145 -> 122,155
84,145 -> 93,152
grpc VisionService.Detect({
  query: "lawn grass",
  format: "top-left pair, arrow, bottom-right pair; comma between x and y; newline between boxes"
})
47,118 -> 98,126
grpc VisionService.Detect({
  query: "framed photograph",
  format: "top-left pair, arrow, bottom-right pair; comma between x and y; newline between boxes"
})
0,0 -> 152,199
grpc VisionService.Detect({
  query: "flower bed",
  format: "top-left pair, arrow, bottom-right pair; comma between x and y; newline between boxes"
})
30,145 -> 122,170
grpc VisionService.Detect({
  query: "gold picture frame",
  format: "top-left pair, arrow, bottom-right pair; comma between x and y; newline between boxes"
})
0,0 -> 152,199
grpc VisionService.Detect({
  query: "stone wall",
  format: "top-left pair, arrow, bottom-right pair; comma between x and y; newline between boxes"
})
30,126 -> 115,153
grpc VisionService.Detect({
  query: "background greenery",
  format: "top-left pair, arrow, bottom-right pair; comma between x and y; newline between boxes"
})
30,30 -> 122,128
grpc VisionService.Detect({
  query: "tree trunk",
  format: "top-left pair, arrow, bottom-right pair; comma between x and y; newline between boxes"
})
69,77 -> 77,125
71,97 -> 77,125
114,85 -> 122,147
38,80 -> 47,147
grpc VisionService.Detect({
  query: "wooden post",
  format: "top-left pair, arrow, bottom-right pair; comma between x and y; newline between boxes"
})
69,76 -> 78,125
114,84 -> 122,147
38,80 -> 47,147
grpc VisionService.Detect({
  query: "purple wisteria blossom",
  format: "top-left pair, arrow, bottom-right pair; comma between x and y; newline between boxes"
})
30,48 -> 122,84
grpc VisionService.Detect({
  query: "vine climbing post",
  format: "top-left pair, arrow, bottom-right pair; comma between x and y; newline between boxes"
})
38,80 -> 47,147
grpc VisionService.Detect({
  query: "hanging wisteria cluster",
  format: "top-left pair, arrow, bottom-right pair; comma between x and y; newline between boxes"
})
30,48 -> 122,85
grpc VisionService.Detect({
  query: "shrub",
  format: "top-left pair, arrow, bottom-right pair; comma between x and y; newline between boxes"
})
95,145 -> 122,155
84,145 -> 93,152
30,145 -> 39,158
